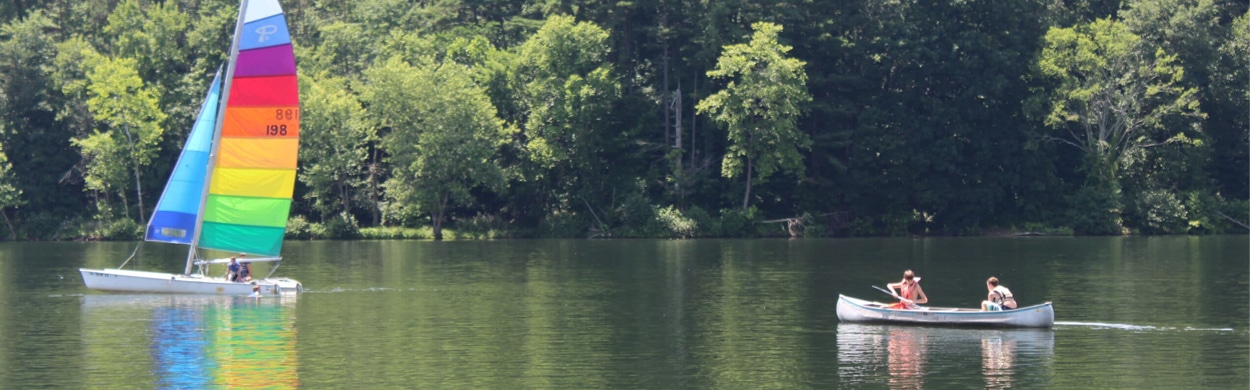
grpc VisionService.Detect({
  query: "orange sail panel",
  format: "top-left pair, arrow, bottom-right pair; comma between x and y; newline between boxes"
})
221,106 -> 300,138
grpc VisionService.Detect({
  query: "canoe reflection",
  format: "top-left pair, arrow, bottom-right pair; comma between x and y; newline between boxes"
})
837,324 -> 1054,389
80,295 -> 298,388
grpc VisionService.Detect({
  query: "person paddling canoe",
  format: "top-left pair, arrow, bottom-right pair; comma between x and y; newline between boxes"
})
886,270 -> 928,309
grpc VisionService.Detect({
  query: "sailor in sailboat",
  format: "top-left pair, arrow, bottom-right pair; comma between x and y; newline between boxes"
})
227,257 -> 241,281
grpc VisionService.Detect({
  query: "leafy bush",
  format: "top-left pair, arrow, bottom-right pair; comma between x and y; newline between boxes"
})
326,212 -> 362,239
1066,184 -> 1124,235
1130,189 -> 1188,234
1185,194 -> 1249,234
1215,198 -> 1250,234
454,213 -> 509,239
286,215 -> 312,239
23,212 -> 66,241
685,206 -> 713,237
539,211 -> 589,238
717,206 -> 761,238
100,218 -> 142,241
359,226 -> 432,239
801,212 -> 826,237
617,193 -> 656,233
308,222 -> 329,239
656,206 -> 698,238
1020,222 -> 1074,236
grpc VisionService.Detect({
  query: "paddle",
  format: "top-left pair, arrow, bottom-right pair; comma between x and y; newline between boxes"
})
872,285 -> 897,298
873,285 -> 919,308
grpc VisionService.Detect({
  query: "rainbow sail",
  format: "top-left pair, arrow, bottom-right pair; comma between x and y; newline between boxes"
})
199,0 -> 299,257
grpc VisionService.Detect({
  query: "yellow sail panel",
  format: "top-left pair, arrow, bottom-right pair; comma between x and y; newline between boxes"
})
208,168 -> 295,198
217,138 -> 298,169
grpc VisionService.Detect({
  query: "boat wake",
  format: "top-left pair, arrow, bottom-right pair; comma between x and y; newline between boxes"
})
302,287 -> 422,294
1055,321 -> 1234,332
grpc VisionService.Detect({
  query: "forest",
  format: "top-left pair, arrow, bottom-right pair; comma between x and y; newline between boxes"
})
0,0 -> 1246,240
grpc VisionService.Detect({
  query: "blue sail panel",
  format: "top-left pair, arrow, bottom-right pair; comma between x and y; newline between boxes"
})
238,14 -> 291,51
146,71 -> 222,245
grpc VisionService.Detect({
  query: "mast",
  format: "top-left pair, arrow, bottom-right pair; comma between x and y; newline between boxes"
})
185,0 -> 248,275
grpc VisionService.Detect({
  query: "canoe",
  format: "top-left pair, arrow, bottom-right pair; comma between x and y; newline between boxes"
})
836,294 -> 1055,328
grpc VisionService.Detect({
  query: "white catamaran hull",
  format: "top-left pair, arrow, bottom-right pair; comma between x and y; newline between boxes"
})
80,268 -> 301,295
836,294 -> 1054,328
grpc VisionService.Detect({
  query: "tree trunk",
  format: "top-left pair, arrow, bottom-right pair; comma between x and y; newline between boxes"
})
339,181 -> 351,217
370,149 -> 382,226
120,191 -> 130,220
432,192 -> 449,240
121,118 -> 145,223
691,69 -> 697,174
0,209 -> 15,240
133,166 -> 145,222
742,157 -> 753,211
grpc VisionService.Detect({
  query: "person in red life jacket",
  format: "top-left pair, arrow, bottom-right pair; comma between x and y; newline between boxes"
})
981,276 -> 1017,311
886,270 -> 928,309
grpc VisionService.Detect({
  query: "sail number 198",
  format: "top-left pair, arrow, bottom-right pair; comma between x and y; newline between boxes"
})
268,108 -> 297,136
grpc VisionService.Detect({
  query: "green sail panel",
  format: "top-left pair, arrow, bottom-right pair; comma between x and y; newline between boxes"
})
199,222 -> 286,256
203,195 -> 291,228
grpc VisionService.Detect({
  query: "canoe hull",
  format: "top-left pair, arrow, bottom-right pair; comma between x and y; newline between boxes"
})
836,294 -> 1054,328
80,268 -> 301,295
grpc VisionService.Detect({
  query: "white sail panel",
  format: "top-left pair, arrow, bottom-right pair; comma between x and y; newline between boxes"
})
243,0 -> 283,23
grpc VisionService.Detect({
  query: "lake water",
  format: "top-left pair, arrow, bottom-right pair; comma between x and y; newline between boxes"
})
1,237 -> 1246,388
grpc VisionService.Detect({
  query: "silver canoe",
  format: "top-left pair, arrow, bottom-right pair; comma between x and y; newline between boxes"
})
836,294 -> 1055,328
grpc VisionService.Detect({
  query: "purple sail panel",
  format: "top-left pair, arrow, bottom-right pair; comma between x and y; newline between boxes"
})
234,44 -> 296,78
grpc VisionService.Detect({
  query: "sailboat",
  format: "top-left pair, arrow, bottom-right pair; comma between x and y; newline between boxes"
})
80,0 -> 302,295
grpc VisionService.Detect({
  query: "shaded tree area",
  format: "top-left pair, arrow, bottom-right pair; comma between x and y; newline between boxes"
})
0,0 -> 1244,241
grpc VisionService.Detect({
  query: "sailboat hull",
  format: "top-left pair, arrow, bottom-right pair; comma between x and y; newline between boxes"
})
79,268 -> 301,295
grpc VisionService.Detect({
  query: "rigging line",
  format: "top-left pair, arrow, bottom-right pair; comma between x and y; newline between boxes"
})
116,242 -> 143,269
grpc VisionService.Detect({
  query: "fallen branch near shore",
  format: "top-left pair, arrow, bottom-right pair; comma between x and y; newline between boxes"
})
1214,211 -> 1249,230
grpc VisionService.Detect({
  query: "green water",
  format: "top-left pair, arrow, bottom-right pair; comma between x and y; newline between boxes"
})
1,237 -> 1246,388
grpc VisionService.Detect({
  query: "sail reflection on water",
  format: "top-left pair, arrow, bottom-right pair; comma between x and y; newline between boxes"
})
208,298 -> 299,388
80,295 -> 298,387
836,324 -> 1054,389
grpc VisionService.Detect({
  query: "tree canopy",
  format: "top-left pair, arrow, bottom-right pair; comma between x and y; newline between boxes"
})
0,0 -> 1243,240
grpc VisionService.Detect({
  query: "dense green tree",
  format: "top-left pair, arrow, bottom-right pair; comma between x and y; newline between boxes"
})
1036,19 -> 1204,233
1214,10 -> 1250,199
0,144 -> 23,239
297,22 -> 372,78
78,55 -> 166,222
1121,1 -> 1250,202
512,15 -> 623,220
697,22 -> 811,211
298,73 -> 371,220
0,11 -> 84,218
362,56 -> 508,239
805,0 -> 1058,235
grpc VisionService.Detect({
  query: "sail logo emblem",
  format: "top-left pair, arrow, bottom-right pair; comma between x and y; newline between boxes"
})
255,25 -> 278,42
